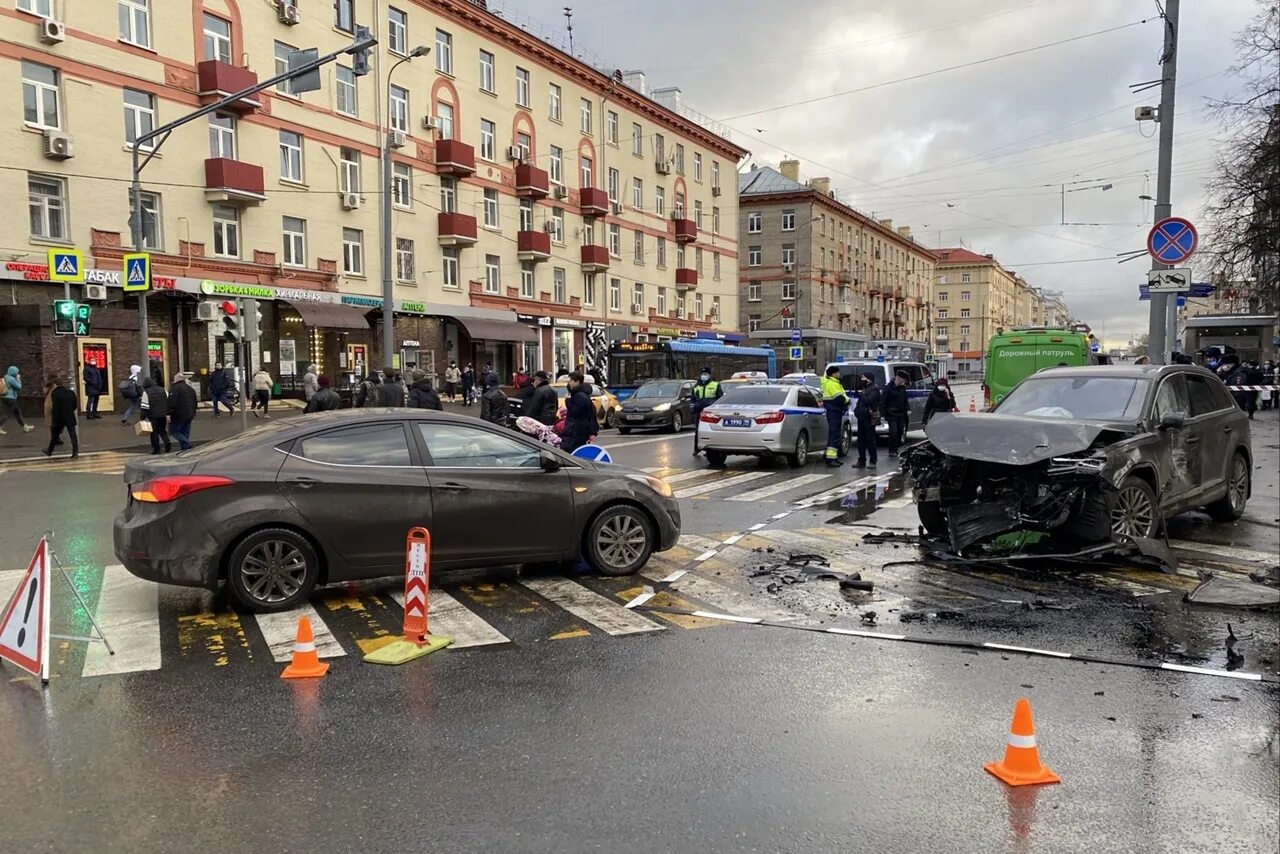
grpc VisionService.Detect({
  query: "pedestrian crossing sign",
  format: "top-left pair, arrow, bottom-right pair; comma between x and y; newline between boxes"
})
47,248 -> 83,283
123,253 -> 151,292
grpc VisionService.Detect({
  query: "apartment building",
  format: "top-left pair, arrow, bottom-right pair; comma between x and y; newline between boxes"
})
932,247 -> 1040,371
0,0 -> 744,409
737,161 -> 936,368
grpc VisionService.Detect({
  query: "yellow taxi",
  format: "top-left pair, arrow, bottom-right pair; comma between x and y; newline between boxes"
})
552,382 -> 622,429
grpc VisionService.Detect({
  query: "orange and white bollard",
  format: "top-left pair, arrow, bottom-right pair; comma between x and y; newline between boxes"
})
363,528 -> 453,664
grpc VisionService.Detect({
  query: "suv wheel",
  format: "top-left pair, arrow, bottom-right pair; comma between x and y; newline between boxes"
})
226,528 -> 319,612
584,506 -> 655,576
1111,476 -> 1159,540
1206,452 -> 1250,522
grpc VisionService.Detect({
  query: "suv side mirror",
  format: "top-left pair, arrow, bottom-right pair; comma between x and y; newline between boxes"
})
539,450 -> 562,472
1158,412 -> 1187,431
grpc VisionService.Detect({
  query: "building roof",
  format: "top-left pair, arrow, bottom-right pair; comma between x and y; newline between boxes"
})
738,166 -> 805,195
935,247 -> 997,265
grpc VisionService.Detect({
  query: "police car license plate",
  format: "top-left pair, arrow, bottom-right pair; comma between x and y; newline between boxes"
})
722,418 -> 752,428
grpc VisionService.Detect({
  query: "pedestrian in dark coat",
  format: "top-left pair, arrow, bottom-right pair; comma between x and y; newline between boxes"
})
382,370 -> 407,408
407,372 -> 443,411
209,363 -> 235,416
139,376 -> 171,454
304,376 -> 343,412
560,371 -> 598,452
882,372 -> 911,457
480,372 -> 509,425
167,372 -> 198,451
42,374 -> 78,458
923,379 -> 957,424
1218,356 -> 1254,418
355,372 -> 382,407
461,364 -> 476,406
528,371 -> 559,426
82,362 -> 103,419
852,373 -> 881,468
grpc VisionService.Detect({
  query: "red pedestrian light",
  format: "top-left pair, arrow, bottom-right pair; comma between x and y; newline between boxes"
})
221,301 -> 237,315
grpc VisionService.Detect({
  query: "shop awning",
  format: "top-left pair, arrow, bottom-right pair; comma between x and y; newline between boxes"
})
283,300 -> 373,330
452,316 -> 539,343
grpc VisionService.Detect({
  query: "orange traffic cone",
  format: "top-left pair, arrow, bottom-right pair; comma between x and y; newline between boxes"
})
281,616 -> 329,679
968,397 -> 977,413
984,698 -> 1060,786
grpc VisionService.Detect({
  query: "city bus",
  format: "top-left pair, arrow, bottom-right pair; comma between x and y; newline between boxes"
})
607,340 -> 777,400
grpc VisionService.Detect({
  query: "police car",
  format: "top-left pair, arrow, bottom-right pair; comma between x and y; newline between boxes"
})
823,360 -> 936,442
696,384 -> 828,468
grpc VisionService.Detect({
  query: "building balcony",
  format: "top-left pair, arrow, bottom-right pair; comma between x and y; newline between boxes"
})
437,212 -> 478,245
204,158 -> 265,205
838,271 -> 853,285
675,267 -> 698,290
837,301 -> 853,318
579,187 -> 610,218
673,217 -> 698,244
435,139 -> 476,176
197,61 -> 261,114
515,163 -> 550,199
580,244 -> 610,272
517,230 -> 551,261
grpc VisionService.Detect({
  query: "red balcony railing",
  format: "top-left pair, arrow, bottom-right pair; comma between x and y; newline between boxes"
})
579,187 -> 610,218
515,163 -> 550,198
580,244 -> 610,271
435,139 -> 476,175
675,267 -> 698,289
673,217 -> 698,243
517,230 -> 552,260
204,158 -> 265,203
437,212 -> 478,245
197,61 -> 261,113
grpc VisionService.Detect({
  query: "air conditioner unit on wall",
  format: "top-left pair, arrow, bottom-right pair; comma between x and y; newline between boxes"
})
196,301 -> 220,321
553,185 -> 568,199
341,192 -> 361,211
542,220 -> 556,234
276,1 -> 300,25
506,146 -> 524,162
42,130 -> 73,160
38,18 -> 65,44
421,116 -> 439,131
84,283 -> 107,301
630,304 -> 643,315
711,186 -> 721,197
611,202 -> 623,215
388,130 -> 407,149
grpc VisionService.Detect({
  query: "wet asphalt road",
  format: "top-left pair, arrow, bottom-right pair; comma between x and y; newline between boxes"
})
0,412 -> 1277,853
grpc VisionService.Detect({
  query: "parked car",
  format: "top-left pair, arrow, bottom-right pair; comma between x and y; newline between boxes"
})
823,359 -> 935,444
779,372 -> 823,393
902,365 -> 1252,553
617,380 -> 696,434
696,383 -> 827,468
113,410 -> 680,612
552,382 -> 621,429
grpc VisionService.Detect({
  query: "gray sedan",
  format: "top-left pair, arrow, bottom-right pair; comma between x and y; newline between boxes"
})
114,410 -> 681,612
695,384 -> 828,468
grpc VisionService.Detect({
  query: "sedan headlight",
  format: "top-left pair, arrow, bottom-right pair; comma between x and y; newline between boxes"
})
651,402 -> 672,412
628,473 -> 673,498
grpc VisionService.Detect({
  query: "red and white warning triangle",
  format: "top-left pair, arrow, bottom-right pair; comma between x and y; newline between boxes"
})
0,538 -> 51,682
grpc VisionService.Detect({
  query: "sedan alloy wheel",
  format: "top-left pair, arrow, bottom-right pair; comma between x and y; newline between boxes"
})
585,506 -> 655,576
227,528 -> 320,611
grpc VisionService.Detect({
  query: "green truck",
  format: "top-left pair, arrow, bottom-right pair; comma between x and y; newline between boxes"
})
983,328 -> 1098,406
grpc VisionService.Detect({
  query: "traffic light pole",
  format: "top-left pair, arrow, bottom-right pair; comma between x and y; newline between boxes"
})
238,300 -> 249,434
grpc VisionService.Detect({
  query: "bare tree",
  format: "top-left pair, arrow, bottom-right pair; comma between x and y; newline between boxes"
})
1203,0 -> 1279,315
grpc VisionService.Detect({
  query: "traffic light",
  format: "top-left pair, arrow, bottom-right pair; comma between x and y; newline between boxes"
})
351,25 -> 372,77
220,300 -> 241,342
52,299 -> 75,335
243,298 -> 262,343
74,303 -> 92,336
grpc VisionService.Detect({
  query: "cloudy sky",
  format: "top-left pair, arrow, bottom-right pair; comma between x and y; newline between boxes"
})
496,0 -> 1261,346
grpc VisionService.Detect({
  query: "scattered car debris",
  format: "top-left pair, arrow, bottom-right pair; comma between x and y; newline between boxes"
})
1022,597 -> 1078,612
839,578 -> 874,593
860,611 -> 878,625
1247,566 -> 1280,587
1185,574 -> 1280,608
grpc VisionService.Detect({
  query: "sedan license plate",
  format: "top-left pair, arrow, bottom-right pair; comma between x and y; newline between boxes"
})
625,414 -> 645,422
722,418 -> 752,428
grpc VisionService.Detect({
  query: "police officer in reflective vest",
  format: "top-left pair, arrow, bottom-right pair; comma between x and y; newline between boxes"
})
820,366 -> 850,467
691,365 -> 722,454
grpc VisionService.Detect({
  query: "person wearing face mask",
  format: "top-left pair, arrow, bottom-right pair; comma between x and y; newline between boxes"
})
560,371 -> 598,452
690,365 -> 723,454
852,372 -> 881,469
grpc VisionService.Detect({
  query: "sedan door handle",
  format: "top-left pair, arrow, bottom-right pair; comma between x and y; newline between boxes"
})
436,481 -> 469,492
1185,436 -> 1201,445
284,477 -> 317,488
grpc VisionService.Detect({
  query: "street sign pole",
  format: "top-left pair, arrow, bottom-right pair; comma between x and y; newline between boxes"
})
1147,0 -> 1180,364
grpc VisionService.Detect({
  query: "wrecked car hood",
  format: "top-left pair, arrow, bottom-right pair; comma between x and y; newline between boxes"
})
922,414 -> 1136,465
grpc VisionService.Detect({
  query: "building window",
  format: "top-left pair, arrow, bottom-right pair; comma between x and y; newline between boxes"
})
674,144 -> 685,175
435,101 -> 454,140
959,324 -> 971,335
938,309 -> 948,319
937,291 -> 948,301
279,130 -> 303,182
339,147 -> 360,194
609,222 -> 621,257
694,200 -> 703,228
549,145 -> 563,184
520,263 -> 535,298
515,67 -> 530,107
443,246 -> 460,288
282,217 -> 306,267
581,156 -> 593,189
334,0 -> 354,32
123,88 -> 155,149
747,212 -> 762,233
580,98 -> 592,134
483,188 -> 499,229
657,238 -> 667,268
693,152 -> 703,183
676,293 -> 686,317
711,161 -> 720,193
657,287 -> 667,316
633,230 -> 644,263
208,113 -> 235,159
548,83 -> 562,120
748,246 -> 762,267
631,122 -> 642,156
961,290 -> 972,301
633,283 -> 644,311
21,62 -> 60,129
960,308 -> 971,318
781,209 -> 796,231
336,66 -> 358,116
782,244 -> 796,267
607,110 -> 619,145
782,281 -> 797,300
439,176 -> 457,213
395,238 -> 415,282
608,168 -> 620,202
780,315 -> 796,330
17,0 -> 53,15
516,131 -> 532,161
748,314 -> 761,332
676,244 -> 687,270
606,277 -> 620,312
118,0 -> 151,47
695,293 -> 703,318
713,253 -> 721,280
655,187 -> 665,216
274,42 -> 299,95
632,177 -> 643,209
342,228 -> 364,275
28,174 -> 67,241
712,206 -> 720,233
129,189 -> 162,250
479,118 -> 496,161
386,6 -> 407,54
435,29 -> 453,74
654,133 -> 666,165
484,255 -> 501,294
389,85 -> 409,132
583,272 -> 597,307
392,163 -> 412,208
748,282 -> 761,302
553,267 -> 567,303
478,50 -> 495,93
203,13 -> 231,63
550,208 -> 565,244
696,247 -> 704,275
961,272 -> 972,283
211,204 -> 238,258
519,199 -> 533,232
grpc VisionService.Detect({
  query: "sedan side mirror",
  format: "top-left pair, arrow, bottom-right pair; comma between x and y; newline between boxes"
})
539,450 -> 562,472
1158,412 -> 1187,431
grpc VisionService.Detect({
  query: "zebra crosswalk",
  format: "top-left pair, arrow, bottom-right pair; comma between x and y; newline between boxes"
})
1,450 -> 142,476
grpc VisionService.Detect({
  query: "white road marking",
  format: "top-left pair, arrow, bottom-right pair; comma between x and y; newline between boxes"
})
1160,662 -> 1262,681
983,642 -> 1072,659
827,627 -> 907,641
1168,540 -> 1278,565
675,470 -> 774,498
748,523 -> 767,531
722,534 -> 744,545
603,434 -> 686,449
727,473 -> 833,502
252,604 -> 346,663
641,567 -> 793,622
664,469 -> 727,484
879,497 -> 913,509
0,570 -> 26,615
523,577 -> 664,635
661,569 -> 689,583
624,590 -> 656,609
391,589 -> 510,648
677,534 -> 725,553
694,550 -> 718,562
1085,574 -> 1165,597
690,610 -> 763,624
81,566 -> 162,677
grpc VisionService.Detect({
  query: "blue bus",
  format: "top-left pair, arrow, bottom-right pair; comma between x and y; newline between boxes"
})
607,340 -> 777,400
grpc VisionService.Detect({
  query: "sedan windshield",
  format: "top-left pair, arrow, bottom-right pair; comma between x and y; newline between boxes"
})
634,382 -> 682,399
718,387 -> 790,406
996,376 -> 1148,421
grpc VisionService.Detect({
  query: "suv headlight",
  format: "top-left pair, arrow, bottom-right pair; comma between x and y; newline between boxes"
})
652,402 -> 672,412
627,473 -> 673,498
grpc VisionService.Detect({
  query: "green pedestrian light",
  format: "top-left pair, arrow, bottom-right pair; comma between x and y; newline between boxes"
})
51,299 -> 75,335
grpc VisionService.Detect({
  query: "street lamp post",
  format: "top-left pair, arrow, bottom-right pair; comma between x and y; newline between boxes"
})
382,46 -> 430,372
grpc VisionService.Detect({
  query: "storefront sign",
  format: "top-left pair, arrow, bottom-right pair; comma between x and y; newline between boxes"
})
554,318 -> 586,328
399,300 -> 427,314
200,281 -> 325,302
3,263 -> 176,289
278,339 -> 297,377
516,314 -> 539,324
401,339 -> 421,348
342,295 -> 383,308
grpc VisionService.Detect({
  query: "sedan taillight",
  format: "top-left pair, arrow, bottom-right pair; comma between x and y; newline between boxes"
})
754,411 -> 785,424
699,411 -> 721,423
131,475 -> 235,503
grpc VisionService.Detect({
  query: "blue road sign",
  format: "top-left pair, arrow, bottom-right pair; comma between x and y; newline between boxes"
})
790,328 -> 802,343
1147,217 -> 1198,265
122,253 -> 151,292
47,248 -> 83,283
571,444 -> 612,464
788,346 -> 803,360
1139,282 -> 1214,301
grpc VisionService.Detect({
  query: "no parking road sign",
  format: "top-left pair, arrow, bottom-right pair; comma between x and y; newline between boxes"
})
1147,217 -> 1198,265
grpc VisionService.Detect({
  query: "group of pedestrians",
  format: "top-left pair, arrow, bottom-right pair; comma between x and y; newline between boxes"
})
817,368 -> 959,469
510,370 -> 597,451
309,366 -> 445,413
1216,354 -> 1273,420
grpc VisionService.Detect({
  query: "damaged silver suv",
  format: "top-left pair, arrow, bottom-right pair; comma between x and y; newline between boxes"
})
903,365 -> 1252,554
